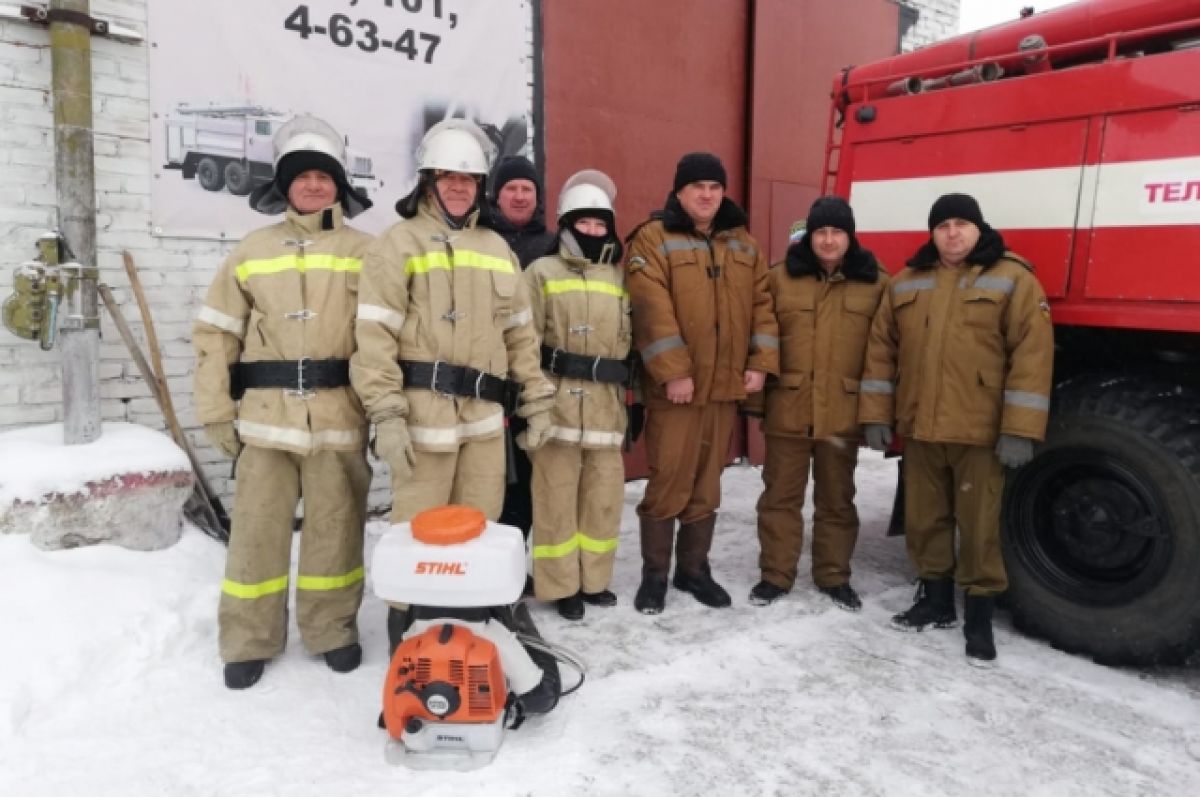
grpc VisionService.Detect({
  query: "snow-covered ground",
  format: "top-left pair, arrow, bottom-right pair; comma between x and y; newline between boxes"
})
2,448 -> 1199,796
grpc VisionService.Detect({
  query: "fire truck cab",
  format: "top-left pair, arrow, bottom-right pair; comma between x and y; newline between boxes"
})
827,0 -> 1200,664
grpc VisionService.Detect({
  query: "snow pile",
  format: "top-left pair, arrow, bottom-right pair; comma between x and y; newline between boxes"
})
0,423 -> 192,550
1,455 -> 1198,796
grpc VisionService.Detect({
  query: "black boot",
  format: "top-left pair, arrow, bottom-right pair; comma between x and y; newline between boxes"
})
224,659 -> 266,690
635,568 -> 668,615
891,578 -> 957,631
964,594 -> 997,667
556,592 -> 585,621
635,516 -> 676,615
673,562 -> 732,608
323,642 -> 362,673
673,515 -> 731,608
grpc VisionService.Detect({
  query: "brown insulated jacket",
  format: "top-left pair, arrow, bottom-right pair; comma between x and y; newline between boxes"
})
193,205 -> 371,455
524,235 -> 631,449
626,196 -> 779,408
749,244 -> 889,439
858,245 -> 1054,446
350,198 -> 552,451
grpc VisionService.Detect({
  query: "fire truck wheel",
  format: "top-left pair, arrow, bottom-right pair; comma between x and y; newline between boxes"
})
196,157 -> 225,192
1002,379 -> 1200,665
224,161 -> 254,196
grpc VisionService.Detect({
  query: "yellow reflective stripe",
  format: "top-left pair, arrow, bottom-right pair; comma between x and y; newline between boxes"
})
404,250 -> 514,275
578,533 -> 619,554
543,279 -> 628,298
296,566 -> 365,591
532,532 -> 618,559
222,575 -> 289,600
235,254 -> 363,282
532,536 -> 579,560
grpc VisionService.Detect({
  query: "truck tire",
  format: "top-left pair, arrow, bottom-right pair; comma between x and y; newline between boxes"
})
196,157 -> 225,192
224,160 -> 253,196
1002,378 -> 1200,665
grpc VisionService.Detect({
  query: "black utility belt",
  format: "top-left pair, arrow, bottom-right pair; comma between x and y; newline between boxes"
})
541,345 -> 628,384
230,358 -> 350,399
399,359 -> 520,416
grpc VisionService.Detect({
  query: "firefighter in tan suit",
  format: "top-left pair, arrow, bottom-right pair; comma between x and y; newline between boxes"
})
193,116 -> 374,690
859,193 -> 1054,666
626,152 -> 779,614
350,121 -> 554,647
744,197 -> 888,612
524,170 -> 630,621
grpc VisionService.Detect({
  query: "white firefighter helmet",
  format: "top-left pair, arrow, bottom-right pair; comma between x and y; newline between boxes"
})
249,113 -> 373,218
557,169 -> 617,226
415,119 -> 495,175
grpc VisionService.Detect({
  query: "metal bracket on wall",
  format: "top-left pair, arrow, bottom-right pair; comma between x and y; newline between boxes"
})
0,3 -> 144,43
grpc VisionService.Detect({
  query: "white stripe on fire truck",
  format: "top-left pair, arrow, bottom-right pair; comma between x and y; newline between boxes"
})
849,157 -> 1200,233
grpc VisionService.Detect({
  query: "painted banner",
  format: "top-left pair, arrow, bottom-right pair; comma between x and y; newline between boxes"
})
147,0 -> 532,238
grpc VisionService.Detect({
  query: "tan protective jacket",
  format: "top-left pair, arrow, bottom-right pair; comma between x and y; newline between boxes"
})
858,252 -> 1054,445
524,236 -> 631,449
750,254 -> 889,439
351,198 -> 552,451
626,199 -> 779,408
193,205 -> 371,454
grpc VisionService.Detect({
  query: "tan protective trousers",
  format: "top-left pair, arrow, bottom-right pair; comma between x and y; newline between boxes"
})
637,401 -> 736,524
388,435 -> 506,522
904,440 -> 1008,596
219,444 -> 371,663
756,434 -> 859,590
529,442 -> 624,601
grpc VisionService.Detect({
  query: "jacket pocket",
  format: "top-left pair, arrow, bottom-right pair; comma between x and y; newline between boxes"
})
961,289 -> 1004,329
764,372 -> 812,434
843,292 -> 879,317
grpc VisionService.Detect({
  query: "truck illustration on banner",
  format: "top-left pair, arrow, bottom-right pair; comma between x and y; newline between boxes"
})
162,103 -> 380,199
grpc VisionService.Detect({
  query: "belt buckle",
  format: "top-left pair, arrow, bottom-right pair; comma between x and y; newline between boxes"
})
286,357 -> 315,400
431,360 -> 454,399
473,370 -> 486,400
590,356 -> 602,382
548,348 -> 561,374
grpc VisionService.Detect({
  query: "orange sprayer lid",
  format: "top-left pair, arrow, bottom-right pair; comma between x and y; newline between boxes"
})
411,505 -> 487,545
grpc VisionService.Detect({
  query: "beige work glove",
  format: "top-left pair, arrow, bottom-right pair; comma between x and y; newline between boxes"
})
516,393 -> 555,452
204,421 -> 242,459
519,409 -> 552,452
373,417 -> 416,481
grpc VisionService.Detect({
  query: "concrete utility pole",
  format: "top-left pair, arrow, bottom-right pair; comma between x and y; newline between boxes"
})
50,0 -> 101,444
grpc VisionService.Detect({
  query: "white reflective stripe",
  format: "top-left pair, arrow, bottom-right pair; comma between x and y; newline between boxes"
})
546,425 -> 625,447
504,307 -> 533,329
894,278 -> 936,295
641,334 -> 685,362
357,303 -> 406,331
236,420 -> 361,450
971,276 -> 1015,294
850,157 -> 1200,233
860,380 -> 895,395
751,333 -> 779,349
408,412 -> 505,445
196,305 -> 246,337
660,239 -> 708,255
1004,390 -> 1050,411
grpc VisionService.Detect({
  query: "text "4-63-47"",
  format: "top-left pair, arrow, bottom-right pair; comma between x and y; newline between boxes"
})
284,5 -> 445,64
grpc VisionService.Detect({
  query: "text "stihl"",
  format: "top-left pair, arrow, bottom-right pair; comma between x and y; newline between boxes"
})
415,561 -> 467,575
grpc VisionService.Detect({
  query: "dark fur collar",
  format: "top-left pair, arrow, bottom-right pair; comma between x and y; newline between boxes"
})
906,225 -> 1007,270
785,238 -> 880,282
660,193 -> 748,235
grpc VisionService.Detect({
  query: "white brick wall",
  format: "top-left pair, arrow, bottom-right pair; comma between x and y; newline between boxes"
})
903,0 -> 962,51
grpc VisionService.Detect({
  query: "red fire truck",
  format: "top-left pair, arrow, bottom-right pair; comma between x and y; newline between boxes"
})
825,0 -> 1200,664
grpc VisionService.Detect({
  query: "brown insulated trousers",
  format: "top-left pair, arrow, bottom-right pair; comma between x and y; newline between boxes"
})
219,444 -> 371,663
756,434 -> 860,590
529,442 -> 625,600
637,401 -> 736,573
904,440 -> 1008,596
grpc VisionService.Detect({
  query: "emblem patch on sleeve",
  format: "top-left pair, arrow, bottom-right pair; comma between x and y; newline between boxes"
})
627,255 -> 647,273
1039,299 -> 1051,321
